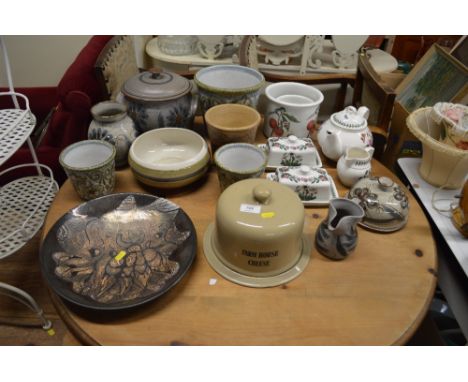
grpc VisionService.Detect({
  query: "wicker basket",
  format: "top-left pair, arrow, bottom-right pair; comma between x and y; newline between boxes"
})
407,107 -> 468,189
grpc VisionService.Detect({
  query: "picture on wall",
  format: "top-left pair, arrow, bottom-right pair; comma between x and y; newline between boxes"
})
396,44 -> 468,113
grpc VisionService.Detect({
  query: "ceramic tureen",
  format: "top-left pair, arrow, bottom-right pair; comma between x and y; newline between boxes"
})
317,106 -> 373,161
347,176 -> 409,232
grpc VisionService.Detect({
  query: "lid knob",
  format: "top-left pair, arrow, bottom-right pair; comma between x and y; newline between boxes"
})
287,135 -> 298,143
148,67 -> 163,79
378,176 -> 394,189
299,165 -> 311,175
253,185 -> 272,204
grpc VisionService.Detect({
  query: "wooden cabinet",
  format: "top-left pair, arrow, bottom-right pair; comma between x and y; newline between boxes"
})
391,35 -> 461,63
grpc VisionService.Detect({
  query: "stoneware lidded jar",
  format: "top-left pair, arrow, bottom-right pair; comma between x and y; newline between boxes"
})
122,68 -> 197,133
203,178 -> 311,288
317,106 -> 373,161
88,101 -> 137,168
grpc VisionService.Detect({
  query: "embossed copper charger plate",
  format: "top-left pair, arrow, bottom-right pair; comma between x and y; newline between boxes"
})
39,193 -> 196,310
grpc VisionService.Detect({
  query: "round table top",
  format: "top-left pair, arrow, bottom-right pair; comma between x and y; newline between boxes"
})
42,159 -> 437,345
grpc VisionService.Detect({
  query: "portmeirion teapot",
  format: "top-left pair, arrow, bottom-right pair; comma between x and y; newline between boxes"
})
337,146 -> 374,187
317,106 -> 373,161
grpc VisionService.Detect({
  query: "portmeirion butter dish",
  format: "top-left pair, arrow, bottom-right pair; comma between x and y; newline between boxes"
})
266,165 -> 338,206
258,135 -> 322,170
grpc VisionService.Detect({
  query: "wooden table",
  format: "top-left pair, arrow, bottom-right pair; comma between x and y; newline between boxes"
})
41,159 -> 437,345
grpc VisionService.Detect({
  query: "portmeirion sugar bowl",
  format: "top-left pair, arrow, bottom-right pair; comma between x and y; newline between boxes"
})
337,146 -> 374,187
203,178 -> 311,287
122,68 -> 197,133
317,106 -> 373,161
347,176 -> 409,232
264,82 -> 324,138
262,135 -> 322,168
88,101 -> 137,168
267,165 -> 338,205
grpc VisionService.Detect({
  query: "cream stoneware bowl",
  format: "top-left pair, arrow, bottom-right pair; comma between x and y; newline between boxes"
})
129,127 -> 210,189
205,104 -> 261,149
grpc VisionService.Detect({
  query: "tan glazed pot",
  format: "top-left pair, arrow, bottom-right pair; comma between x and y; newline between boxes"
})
205,104 -> 261,149
203,178 -> 311,287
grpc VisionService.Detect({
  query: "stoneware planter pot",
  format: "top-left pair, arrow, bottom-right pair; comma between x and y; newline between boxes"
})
214,143 -> 266,192
264,82 -> 324,138
204,103 -> 261,150
88,101 -> 137,168
122,68 -> 197,133
194,65 -> 264,114
59,140 -> 116,201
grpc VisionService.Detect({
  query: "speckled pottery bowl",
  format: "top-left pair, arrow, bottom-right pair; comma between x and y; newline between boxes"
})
214,143 -> 266,192
194,65 -> 265,114
129,127 -> 210,189
59,140 -> 116,201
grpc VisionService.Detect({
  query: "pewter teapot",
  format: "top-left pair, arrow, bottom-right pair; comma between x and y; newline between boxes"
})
317,106 -> 373,161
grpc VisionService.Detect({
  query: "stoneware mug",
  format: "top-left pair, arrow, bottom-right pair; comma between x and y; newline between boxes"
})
214,143 -> 267,192
59,140 -> 116,200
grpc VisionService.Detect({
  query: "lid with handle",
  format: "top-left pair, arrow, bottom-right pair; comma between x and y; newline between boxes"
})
211,178 -> 307,281
268,135 -> 315,151
122,67 -> 192,102
331,106 -> 369,130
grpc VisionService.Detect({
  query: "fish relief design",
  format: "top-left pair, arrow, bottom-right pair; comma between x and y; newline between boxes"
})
52,196 -> 190,303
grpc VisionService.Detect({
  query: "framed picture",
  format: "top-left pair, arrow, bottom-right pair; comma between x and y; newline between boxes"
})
451,35 -> 468,67
396,44 -> 468,113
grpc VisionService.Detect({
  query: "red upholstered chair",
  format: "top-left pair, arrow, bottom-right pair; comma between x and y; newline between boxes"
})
0,36 -> 113,185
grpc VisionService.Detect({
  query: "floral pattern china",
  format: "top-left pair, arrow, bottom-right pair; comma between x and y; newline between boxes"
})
267,165 -> 338,206
259,135 -> 322,170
